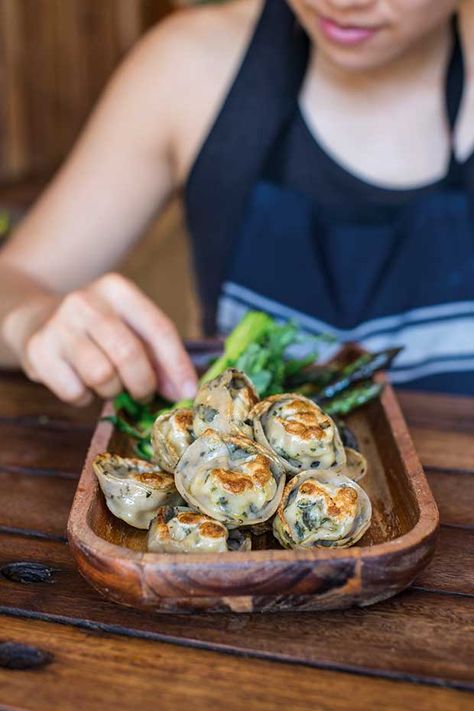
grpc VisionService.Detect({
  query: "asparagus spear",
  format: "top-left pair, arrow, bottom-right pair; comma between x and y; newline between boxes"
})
200,311 -> 273,384
314,347 -> 401,401
321,381 -> 383,417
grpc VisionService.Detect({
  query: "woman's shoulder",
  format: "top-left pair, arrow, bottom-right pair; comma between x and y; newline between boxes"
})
156,0 -> 262,45
146,0 -> 264,183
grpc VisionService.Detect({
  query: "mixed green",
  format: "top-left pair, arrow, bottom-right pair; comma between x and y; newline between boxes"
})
106,311 -> 401,460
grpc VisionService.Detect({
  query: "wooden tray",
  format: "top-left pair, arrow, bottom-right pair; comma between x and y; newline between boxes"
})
67,345 -> 439,614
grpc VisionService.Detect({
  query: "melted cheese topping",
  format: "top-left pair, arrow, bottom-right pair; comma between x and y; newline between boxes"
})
130,469 -> 176,489
274,471 -> 371,549
189,452 -> 277,524
282,478 -> 359,544
148,508 -> 228,553
261,396 -> 345,471
93,454 -> 182,529
176,431 -> 283,527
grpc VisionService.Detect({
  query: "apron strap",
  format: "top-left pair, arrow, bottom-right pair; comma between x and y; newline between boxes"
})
445,13 -> 465,183
185,0 -> 308,334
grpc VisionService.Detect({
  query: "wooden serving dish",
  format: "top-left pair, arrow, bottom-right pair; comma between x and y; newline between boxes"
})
68,345 -> 439,614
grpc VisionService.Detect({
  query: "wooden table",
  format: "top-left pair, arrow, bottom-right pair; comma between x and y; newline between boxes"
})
0,372 -> 472,711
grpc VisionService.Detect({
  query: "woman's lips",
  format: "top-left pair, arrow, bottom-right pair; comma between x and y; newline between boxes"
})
318,16 -> 380,46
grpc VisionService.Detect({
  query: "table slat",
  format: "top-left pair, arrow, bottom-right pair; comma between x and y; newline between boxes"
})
0,469 -> 75,539
0,371 -> 99,426
0,423 -> 91,476
1,615 -> 471,711
426,470 -> 474,528
0,535 -> 472,689
410,427 -> 474,473
1,375 -> 473,706
398,391 -> 474,433
413,527 -> 474,595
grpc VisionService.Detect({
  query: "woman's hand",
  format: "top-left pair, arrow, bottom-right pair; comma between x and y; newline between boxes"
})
3,273 -> 197,406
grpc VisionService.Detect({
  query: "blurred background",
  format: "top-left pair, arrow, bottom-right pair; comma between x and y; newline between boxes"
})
0,0 -> 209,337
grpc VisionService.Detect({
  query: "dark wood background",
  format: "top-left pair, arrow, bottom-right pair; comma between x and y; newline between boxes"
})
0,0 -> 173,185
0,0 -> 200,337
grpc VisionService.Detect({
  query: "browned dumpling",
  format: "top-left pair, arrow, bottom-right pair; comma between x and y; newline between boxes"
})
152,408 -> 194,472
193,368 -> 258,438
336,447 -> 368,482
148,506 -> 251,554
93,454 -> 182,529
251,393 -> 346,474
273,470 -> 372,550
175,430 -> 285,529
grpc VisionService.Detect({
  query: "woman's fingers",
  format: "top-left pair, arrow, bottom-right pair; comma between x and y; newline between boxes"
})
94,274 -> 197,401
62,333 -> 123,399
53,282 -> 158,400
25,332 -> 93,406
86,311 -> 158,400
18,274 -> 196,406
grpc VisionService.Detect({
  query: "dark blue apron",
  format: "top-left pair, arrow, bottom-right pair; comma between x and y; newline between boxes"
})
185,0 -> 474,394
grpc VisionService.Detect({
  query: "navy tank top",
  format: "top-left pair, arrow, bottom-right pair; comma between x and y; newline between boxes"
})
185,0 -> 474,395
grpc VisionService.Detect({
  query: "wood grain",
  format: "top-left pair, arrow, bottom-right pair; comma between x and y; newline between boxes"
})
426,470 -> 474,528
0,372 -> 99,427
0,533 -> 472,688
0,0 -> 174,183
398,391 -> 474,473
0,615 -> 471,711
398,391 -> 474,434
0,375 -> 472,707
0,422 -> 92,475
413,527 -> 474,595
409,427 -> 474,473
0,469 -> 75,538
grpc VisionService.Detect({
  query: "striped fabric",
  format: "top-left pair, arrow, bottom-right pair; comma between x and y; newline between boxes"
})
218,282 -> 474,385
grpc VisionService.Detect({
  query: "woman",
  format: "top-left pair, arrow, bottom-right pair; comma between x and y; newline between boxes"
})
1,0 -> 473,405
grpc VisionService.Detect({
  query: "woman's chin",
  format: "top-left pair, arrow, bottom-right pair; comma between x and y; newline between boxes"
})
312,34 -> 403,74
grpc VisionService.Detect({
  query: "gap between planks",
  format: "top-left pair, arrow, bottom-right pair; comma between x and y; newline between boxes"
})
0,613 -> 471,711
0,606 -> 472,694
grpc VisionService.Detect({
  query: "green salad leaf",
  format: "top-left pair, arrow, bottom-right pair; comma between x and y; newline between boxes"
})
105,311 -> 396,460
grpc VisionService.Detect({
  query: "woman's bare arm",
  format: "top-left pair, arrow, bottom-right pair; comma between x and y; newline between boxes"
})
0,18 -> 198,402
0,0 -> 261,405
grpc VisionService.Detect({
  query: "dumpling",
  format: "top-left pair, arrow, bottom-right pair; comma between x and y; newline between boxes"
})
251,393 -> 346,474
175,430 -> 285,529
93,453 -> 182,529
273,470 -> 372,549
152,408 -> 194,472
148,506 -> 250,553
193,368 -> 258,438
336,447 -> 368,482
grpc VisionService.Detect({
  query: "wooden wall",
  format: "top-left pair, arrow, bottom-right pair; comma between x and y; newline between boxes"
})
0,0 -> 201,338
0,0 -> 173,185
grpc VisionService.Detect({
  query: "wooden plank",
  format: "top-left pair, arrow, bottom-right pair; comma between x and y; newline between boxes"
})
397,391 -> 474,473
398,391 -> 474,434
427,470 -> 474,528
409,427 -> 474,473
413,527 -> 474,595
0,535 -> 472,688
0,469 -> 75,538
0,616 -> 471,711
0,422 -> 91,475
0,0 -> 153,182
0,372 -> 99,427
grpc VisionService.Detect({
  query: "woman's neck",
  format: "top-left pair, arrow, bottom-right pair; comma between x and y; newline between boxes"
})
299,17 -> 456,189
